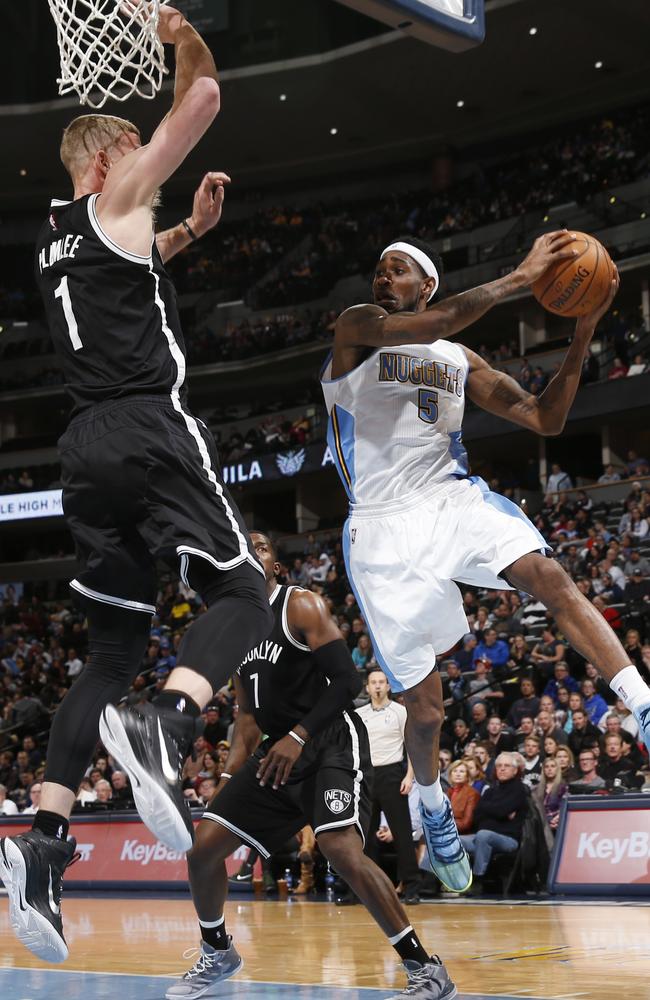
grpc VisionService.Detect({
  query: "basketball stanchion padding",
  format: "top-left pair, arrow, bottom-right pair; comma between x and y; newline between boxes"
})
47,0 -> 168,108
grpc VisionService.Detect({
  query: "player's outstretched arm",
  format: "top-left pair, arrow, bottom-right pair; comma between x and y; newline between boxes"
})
256,592 -> 362,790
101,6 -> 220,223
336,231 -> 578,350
156,172 -> 231,264
465,269 -> 619,435
213,676 -> 262,796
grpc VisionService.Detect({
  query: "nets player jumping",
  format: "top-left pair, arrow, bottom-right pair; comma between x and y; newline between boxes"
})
167,532 -> 457,1000
320,233 -> 650,893
0,6 -> 273,963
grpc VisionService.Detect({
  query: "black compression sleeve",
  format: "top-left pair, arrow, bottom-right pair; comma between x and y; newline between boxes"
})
297,639 -> 362,739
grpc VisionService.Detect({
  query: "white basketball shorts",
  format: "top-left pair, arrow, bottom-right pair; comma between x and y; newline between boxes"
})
342,476 -> 549,693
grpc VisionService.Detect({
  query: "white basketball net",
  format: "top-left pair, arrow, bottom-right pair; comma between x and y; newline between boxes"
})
47,0 -> 168,108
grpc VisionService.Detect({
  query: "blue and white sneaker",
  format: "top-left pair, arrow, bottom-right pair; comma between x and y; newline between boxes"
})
419,800 -> 472,893
633,703 -> 650,758
166,939 -> 243,998
385,956 -> 457,999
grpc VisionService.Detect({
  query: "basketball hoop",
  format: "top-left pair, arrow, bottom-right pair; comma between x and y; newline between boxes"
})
47,0 -> 169,109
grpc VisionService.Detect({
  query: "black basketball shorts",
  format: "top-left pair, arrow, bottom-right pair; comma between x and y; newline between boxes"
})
203,713 -> 372,855
58,394 -> 263,614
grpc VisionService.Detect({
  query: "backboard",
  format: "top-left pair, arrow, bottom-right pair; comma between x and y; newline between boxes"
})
334,0 -> 485,52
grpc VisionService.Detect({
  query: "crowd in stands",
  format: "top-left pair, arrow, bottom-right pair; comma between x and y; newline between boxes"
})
2,470 -> 649,896
1,105 -> 647,326
251,104 -> 650,309
0,464 -> 60,494
186,307 -> 335,366
215,407 -> 319,465
166,202 -> 319,301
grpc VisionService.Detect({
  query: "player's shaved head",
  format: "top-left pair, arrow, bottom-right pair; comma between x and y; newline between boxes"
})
250,530 -> 277,559
61,114 -> 141,179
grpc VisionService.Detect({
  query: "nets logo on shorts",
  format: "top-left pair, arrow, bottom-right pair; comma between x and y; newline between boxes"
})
324,789 -> 352,814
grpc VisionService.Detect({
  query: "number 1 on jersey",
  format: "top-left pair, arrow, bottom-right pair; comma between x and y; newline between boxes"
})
55,276 -> 83,351
251,672 -> 260,708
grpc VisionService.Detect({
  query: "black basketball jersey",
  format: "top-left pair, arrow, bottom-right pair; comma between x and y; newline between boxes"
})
238,585 -> 327,741
35,194 -> 187,415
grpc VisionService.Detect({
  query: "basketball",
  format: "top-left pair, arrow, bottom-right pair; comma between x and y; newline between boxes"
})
532,232 -> 614,318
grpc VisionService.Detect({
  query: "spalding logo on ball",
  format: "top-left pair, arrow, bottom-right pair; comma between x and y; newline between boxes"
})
532,232 -> 614,318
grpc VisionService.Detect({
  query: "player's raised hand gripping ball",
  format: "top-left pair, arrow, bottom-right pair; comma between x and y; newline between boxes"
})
532,231 -> 616,318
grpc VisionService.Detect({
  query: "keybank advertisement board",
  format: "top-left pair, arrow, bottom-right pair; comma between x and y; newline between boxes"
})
549,794 -> 650,895
0,445 -> 337,522
0,815 -> 257,889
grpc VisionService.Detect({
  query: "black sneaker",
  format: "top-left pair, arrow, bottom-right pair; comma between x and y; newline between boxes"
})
0,830 -> 77,963
99,702 -> 195,853
231,857 -> 256,883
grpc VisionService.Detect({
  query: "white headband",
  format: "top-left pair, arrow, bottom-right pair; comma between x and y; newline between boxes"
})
381,241 -> 440,302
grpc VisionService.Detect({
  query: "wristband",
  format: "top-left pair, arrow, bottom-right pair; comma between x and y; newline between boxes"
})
181,218 -> 198,241
220,772 -> 232,780
288,730 -> 306,747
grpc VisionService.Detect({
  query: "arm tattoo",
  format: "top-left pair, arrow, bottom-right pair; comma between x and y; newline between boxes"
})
491,374 -> 537,414
449,286 -> 496,320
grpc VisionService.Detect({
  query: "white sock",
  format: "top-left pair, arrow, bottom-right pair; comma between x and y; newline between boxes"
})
609,664 -> 650,714
417,775 -> 445,813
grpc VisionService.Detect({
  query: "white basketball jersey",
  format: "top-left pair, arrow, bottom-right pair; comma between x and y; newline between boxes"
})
321,340 -> 469,506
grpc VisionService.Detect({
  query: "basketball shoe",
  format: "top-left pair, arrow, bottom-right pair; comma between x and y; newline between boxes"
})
386,956 -> 457,999
0,830 -> 77,963
99,702 -> 195,853
165,939 -> 243,998
419,799 -> 472,893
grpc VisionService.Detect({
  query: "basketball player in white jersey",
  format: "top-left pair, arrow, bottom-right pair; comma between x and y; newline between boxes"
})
322,233 -> 650,891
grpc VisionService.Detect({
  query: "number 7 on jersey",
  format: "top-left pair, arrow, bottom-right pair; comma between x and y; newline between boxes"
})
250,672 -> 260,708
55,276 -> 83,351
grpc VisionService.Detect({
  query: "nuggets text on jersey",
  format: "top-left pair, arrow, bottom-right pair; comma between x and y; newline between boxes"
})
378,351 -> 463,396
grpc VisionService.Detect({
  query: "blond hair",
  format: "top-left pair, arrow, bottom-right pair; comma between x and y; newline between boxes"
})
60,114 -> 140,178
447,760 -> 470,784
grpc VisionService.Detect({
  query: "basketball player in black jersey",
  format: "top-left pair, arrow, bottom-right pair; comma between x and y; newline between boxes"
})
0,6 -> 273,964
167,533 -> 456,1000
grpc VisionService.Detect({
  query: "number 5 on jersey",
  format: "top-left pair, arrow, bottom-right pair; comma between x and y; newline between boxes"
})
55,276 -> 83,351
418,388 -> 439,424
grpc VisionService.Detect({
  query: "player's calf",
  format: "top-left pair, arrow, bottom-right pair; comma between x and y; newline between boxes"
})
318,829 -> 456,998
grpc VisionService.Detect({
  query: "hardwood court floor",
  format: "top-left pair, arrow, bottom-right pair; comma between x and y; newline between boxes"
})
2,894 -> 649,999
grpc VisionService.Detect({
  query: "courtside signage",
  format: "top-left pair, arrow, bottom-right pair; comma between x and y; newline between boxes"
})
0,488 -> 63,522
549,795 -> 650,895
0,816 -> 255,888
